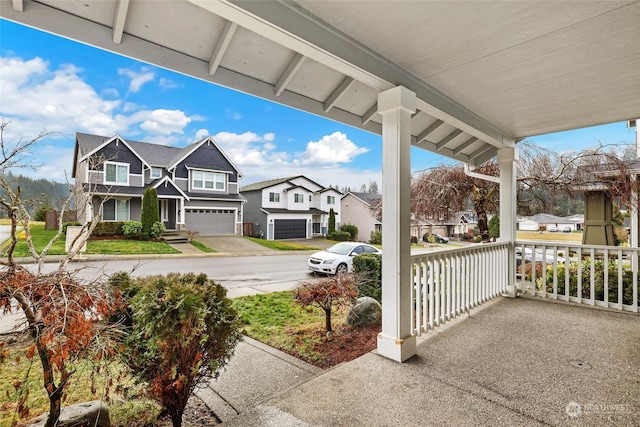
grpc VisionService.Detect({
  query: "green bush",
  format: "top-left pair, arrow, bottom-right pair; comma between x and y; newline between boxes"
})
488,215 -> 500,239
118,272 -> 241,427
61,221 -> 82,234
149,221 -> 166,239
327,231 -> 351,241
93,221 -> 124,236
328,208 -> 336,234
353,253 -> 382,301
141,188 -> 159,235
539,258 -> 639,305
122,221 -> 143,238
370,231 -> 382,245
340,224 -> 358,241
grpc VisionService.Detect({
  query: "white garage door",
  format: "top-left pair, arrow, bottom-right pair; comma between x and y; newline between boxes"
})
184,209 -> 235,235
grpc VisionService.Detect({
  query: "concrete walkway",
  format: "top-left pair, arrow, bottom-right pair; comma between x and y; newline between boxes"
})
214,297 -> 639,426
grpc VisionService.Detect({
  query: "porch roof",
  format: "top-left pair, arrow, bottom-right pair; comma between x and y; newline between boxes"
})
4,1 -> 639,166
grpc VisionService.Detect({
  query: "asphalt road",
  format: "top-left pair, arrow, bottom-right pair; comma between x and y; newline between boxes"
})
42,253 -> 315,290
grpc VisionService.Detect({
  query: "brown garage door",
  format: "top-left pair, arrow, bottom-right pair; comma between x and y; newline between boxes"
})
184,209 -> 235,235
274,219 -> 306,239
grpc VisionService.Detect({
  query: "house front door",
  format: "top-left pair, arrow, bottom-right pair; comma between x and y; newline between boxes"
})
159,199 -> 176,230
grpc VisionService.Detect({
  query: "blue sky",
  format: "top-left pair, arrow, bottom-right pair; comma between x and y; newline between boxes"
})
0,19 -> 637,188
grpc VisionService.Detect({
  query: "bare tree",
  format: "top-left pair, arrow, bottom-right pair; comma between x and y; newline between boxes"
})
411,142 -> 638,243
0,119 -> 121,427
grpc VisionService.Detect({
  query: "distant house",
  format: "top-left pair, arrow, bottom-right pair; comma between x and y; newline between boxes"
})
341,192 -> 382,242
517,213 -> 579,231
72,133 -> 245,235
240,176 -> 341,240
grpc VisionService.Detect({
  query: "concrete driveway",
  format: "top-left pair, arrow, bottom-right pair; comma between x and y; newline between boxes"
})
196,235 -> 275,254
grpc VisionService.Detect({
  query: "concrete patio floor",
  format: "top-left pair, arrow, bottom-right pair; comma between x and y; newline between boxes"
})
222,297 -> 639,426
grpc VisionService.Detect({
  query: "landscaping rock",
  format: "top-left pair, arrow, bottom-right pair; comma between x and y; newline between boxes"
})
24,400 -> 110,427
346,297 -> 382,326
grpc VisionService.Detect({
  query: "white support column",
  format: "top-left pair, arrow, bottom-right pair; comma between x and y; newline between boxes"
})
376,86 -> 416,362
498,147 -> 518,297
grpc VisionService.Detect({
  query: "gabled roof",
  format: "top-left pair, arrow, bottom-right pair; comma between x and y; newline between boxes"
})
528,213 -> 571,224
74,132 -> 241,177
342,192 -> 382,206
167,136 -> 243,177
152,176 -> 190,200
77,133 -> 151,168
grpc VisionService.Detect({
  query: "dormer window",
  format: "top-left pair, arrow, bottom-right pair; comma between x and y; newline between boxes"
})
104,162 -> 129,185
294,193 -> 304,203
151,167 -> 162,179
327,195 -> 335,205
192,170 -> 225,191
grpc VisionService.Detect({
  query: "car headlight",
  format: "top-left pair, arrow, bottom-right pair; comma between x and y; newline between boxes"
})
322,259 -> 335,264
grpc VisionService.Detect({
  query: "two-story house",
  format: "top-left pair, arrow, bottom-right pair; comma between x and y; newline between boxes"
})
341,192 -> 382,242
72,133 -> 245,235
240,176 -> 342,240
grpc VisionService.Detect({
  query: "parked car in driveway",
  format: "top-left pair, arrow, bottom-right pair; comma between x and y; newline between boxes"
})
423,233 -> 449,243
308,242 -> 381,275
563,226 -> 572,233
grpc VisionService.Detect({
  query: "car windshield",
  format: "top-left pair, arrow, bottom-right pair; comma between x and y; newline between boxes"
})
326,243 -> 355,255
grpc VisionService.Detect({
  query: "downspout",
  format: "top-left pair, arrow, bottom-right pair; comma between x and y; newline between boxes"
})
463,164 -> 500,183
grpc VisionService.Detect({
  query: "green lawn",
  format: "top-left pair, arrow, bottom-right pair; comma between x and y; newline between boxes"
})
5,223 -> 180,257
244,236 -> 319,251
0,342 -> 161,427
516,230 -> 582,243
191,240 -> 216,253
232,291 -> 348,364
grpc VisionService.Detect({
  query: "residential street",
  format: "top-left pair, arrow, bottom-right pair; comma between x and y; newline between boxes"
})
39,253 -> 314,294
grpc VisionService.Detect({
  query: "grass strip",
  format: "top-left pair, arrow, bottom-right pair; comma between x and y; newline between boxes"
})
244,236 -> 319,251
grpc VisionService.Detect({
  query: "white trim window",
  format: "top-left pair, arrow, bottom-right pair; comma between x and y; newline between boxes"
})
294,193 -> 304,203
104,161 -> 129,185
327,195 -> 335,205
269,192 -> 280,202
192,170 -> 225,191
150,167 -> 163,179
102,198 -> 130,221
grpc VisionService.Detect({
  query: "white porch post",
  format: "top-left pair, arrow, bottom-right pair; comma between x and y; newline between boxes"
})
498,146 -> 518,297
376,86 -> 416,362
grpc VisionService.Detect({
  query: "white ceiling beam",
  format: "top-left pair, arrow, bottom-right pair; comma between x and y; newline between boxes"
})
197,0 -> 512,148
112,0 -> 130,44
416,120 -> 444,144
12,0 -> 23,12
453,137 -> 478,155
275,53 -> 305,97
324,76 -> 355,113
0,1 -> 382,137
435,129 -> 463,151
192,0 -> 393,92
209,20 -> 238,75
361,103 -> 378,125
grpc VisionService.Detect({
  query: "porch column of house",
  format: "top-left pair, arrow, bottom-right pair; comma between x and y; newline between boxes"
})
498,146 -> 518,297
179,198 -> 185,226
376,85 -> 417,362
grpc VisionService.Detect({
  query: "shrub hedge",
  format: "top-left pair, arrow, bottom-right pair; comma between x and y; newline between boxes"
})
353,253 -> 382,302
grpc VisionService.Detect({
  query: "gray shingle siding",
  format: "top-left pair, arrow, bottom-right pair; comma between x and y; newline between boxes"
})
242,191 -> 267,234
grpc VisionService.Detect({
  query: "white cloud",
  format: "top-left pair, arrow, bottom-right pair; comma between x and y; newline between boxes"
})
298,132 -> 368,165
195,128 -> 209,139
212,131 -> 285,167
0,56 -> 121,136
0,56 -> 197,179
118,67 -> 154,92
159,78 -> 180,90
136,109 -> 191,135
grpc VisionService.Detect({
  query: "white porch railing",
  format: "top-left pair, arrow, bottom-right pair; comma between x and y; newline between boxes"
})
515,240 -> 639,313
411,242 -> 510,336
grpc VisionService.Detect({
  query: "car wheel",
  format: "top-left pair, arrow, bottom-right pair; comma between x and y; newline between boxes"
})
336,263 -> 348,275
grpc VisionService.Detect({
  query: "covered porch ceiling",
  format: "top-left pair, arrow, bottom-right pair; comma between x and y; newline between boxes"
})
2,0 -> 639,166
